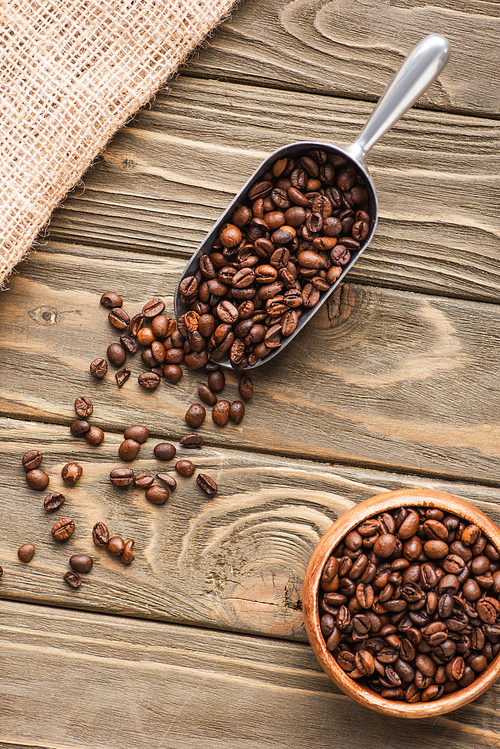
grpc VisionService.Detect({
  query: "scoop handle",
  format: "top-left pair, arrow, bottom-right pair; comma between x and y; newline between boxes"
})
344,34 -> 450,167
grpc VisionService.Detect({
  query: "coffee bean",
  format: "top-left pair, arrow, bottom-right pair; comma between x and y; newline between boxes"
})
138,372 -> 160,390
163,364 -> 183,384
61,462 -> 83,485
175,459 -> 196,478
26,468 -> 50,490
92,522 -> 109,546
145,485 -> 169,505
118,439 -> 141,461
74,396 -> 93,418
124,425 -> 149,444
154,443 -> 176,461
198,383 -> 217,406
52,517 -> 75,541
196,473 -> 218,496
100,291 -> 123,308
22,449 -> 43,470
121,539 -> 135,564
134,471 -> 154,488
120,333 -> 138,354
115,367 -> 131,387
185,404 -> 206,429
90,358 -> 108,378
207,370 -> 225,393
85,426 -> 105,445
44,492 -> 66,512
107,536 -> 125,555
64,571 -> 81,588
110,468 -> 135,487
108,307 -> 130,330
212,400 -> 230,427
229,401 -> 245,424
143,298 -> 165,319
70,419 -> 90,436
157,473 -> 177,490
238,374 -> 253,402
18,543 -> 35,562
180,433 -> 204,448
107,342 -> 127,367
69,554 -> 93,574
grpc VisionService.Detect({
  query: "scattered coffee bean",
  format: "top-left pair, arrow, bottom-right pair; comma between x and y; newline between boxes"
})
229,401 -> 245,424
134,471 -> 154,488
70,419 -> 90,436
26,468 -> 50,490
100,291 -> 123,308
198,383 -> 217,406
120,333 -> 138,355
115,367 -> 131,387
74,396 -> 93,418
107,536 -> 125,555
108,307 -> 130,330
207,370 -> 225,393
124,425 -> 149,444
52,517 -> 76,541
110,468 -> 135,487
107,342 -> 127,368
118,439 -> 141,461
145,485 -> 169,505
64,570 -> 82,588
138,371 -> 160,390
157,473 -> 177,490
44,492 -> 66,512
92,522 -> 109,546
18,543 -> 35,562
85,426 -> 105,445
185,404 -> 206,429
69,554 -> 93,574
180,433 -> 204,448
212,400 -> 230,427
22,449 -> 43,470
175,459 -> 196,478
154,443 -> 176,461
121,539 -> 135,564
196,473 -> 218,496
61,462 -> 83,485
163,364 -> 183,384
239,374 -> 253,402
90,357 -> 108,378
143,298 -> 165,318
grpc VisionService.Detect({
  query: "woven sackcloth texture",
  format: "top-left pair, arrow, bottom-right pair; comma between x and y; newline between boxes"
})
0,0 -> 237,288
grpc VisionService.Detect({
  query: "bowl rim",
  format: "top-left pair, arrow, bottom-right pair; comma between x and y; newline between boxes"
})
302,488 -> 500,718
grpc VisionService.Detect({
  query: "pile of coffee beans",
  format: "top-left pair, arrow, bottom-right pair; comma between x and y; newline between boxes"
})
319,506 -> 500,703
178,148 -> 370,368
70,396 -> 105,446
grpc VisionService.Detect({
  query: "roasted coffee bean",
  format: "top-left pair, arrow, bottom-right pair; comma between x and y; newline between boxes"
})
134,471 -> 154,489
143,298 -> 165,319
163,364 -> 183,384
85,426 -> 105,445
70,554 -> 93,574
64,571 -> 81,588
22,449 -> 43,470
137,327 -> 155,346
115,367 -> 131,387
90,358 -> 108,378
118,439 -> 141,462
138,372 -> 160,390
145,485 -> 169,505
120,333 -> 138,355
207,370 -> 225,393
110,468 -> 135,487
157,473 -> 177,490
100,291 -> 123,308
18,543 -> 35,562
197,473 -> 218,496
229,401 -> 245,424
212,400 -> 230,427
108,307 -> 130,330
26,468 -> 50,490
74,396 -> 93,418
124,425 -> 149,444
154,443 -> 176,461
52,517 -> 75,541
107,342 -> 127,367
121,539 -> 135,564
107,536 -> 125,555
185,404 -> 206,429
70,419 -> 90,436
175,459 -> 196,478
92,522 -> 109,546
44,492 -> 66,512
198,383 -> 217,406
61,462 -> 83,485
180,433 -> 204,448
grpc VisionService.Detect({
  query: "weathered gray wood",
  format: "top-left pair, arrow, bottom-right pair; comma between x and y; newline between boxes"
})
189,0 -> 500,117
2,416 -> 500,637
0,599 -> 499,748
44,77 -> 500,302
1,243 -> 500,483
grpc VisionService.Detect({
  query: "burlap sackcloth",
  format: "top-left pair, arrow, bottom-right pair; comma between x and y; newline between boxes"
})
0,0 -> 238,289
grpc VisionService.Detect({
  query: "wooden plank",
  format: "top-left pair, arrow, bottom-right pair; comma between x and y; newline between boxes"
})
189,0 -> 500,117
0,600 -> 500,749
1,243 -> 500,483
1,417 -> 500,637
44,77 -> 500,302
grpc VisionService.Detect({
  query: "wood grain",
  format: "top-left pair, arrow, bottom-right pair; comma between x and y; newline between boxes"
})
1,243 -> 500,483
44,77 -> 500,302
2,416 -> 500,638
189,0 -> 500,117
0,599 -> 500,748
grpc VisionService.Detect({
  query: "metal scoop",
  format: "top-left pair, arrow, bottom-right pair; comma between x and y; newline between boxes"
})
174,34 -> 450,370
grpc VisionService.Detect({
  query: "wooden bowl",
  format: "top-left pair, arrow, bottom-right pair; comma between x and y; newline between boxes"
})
302,489 -> 500,718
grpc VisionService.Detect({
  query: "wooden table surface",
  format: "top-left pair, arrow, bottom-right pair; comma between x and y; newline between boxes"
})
1,1 -> 499,746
